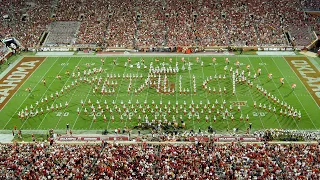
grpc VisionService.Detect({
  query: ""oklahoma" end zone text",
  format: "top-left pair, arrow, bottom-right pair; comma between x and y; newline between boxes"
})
0,59 -> 43,110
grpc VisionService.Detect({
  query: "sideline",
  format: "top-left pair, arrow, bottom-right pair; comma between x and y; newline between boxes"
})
1,137 -> 318,145
309,57 -> 320,72
0,56 -> 23,79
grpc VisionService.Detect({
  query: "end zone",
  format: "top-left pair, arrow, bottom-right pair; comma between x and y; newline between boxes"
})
284,56 -> 320,107
0,57 -> 46,110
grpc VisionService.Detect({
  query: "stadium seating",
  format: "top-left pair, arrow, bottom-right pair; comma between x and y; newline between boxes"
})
44,21 -> 80,46
0,142 -> 319,179
0,0 -> 318,48
300,0 -> 320,11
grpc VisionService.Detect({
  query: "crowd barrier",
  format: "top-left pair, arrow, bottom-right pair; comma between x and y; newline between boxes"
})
34,45 -> 298,53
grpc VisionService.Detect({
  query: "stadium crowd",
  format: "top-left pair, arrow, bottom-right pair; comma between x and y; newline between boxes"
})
0,0 -> 319,49
0,142 -> 319,179
300,0 -> 320,10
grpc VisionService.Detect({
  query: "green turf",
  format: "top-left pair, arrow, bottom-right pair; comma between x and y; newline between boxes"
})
0,55 -> 319,132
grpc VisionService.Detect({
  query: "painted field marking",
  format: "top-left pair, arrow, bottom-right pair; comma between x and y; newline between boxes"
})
277,57 -> 317,129
0,57 -> 46,111
54,57 -> 85,129
27,57 -> 73,129
89,57 -> 116,129
124,58 -> 142,128
212,58 -> 231,130
258,57 -> 300,129
2,57 -> 56,129
141,57 -> 154,123
200,57 -> 213,128
187,57 -> 196,130
106,57 -> 128,130
247,57 -> 280,129
230,57 -> 252,129
282,57 -> 319,108
72,57 -> 96,129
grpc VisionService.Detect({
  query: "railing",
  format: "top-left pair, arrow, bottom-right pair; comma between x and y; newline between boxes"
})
0,46 -> 12,65
34,44 -> 299,53
307,31 -> 319,49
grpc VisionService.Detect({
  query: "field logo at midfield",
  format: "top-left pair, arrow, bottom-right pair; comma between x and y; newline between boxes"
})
0,57 -> 45,110
285,57 -> 320,106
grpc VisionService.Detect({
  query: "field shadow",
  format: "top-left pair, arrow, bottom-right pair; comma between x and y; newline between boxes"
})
284,90 -> 293,97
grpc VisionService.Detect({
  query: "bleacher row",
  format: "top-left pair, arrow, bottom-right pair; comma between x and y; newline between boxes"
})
0,0 -> 319,49
43,21 -> 80,46
0,142 -> 319,179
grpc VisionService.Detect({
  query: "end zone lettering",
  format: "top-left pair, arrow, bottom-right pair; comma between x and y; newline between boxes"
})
285,57 -> 320,107
0,57 -> 45,110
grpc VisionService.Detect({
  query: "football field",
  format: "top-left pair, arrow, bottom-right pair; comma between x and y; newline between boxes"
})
0,55 -> 319,132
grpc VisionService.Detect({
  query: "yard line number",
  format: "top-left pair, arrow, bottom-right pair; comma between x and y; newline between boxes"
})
56,112 -> 69,116
252,112 -> 265,117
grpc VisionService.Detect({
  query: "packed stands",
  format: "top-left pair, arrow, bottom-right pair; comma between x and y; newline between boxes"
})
194,2 -> 228,46
0,0 -> 318,48
72,0 -> 109,46
300,0 -> 320,11
0,142 -> 319,179
135,0 -> 166,47
105,1 -> 137,48
307,14 -> 320,33
1,0 -> 52,48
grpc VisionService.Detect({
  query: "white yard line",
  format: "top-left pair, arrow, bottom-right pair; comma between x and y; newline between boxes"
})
0,58 -> 48,111
175,56 -> 178,104
187,57 -> 196,130
257,57 -> 300,129
143,60 -> 152,102
71,57 -> 95,130
200,58 -> 213,129
30,57 -> 74,129
89,57 -> 115,129
54,58 -> 85,129
212,59 -> 231,130
280,57 -> 319,108
275,57 -> 317,129
124,59 -> 141,128
2,57 -> 57,129
174,56 -> 179,126
158,57 -> 165,121
142,57 -> 154,119
245,57 -> 276,129
106,57 -> 128,130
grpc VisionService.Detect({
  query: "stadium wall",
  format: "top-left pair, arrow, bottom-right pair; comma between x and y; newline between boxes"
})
34,45 -> 297,53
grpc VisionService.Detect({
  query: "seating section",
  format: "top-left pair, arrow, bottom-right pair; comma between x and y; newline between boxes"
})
0,143 -> 319,179
44,21 -> 80,46
0,0 -> 318,48
106,1 -> 136,48
300,0 -> 320,10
